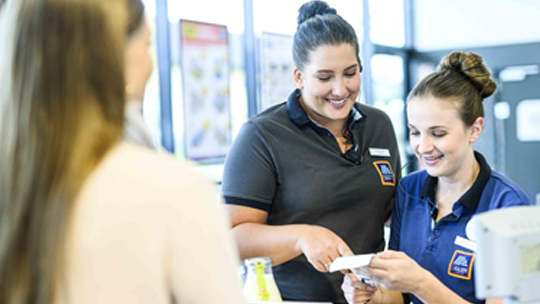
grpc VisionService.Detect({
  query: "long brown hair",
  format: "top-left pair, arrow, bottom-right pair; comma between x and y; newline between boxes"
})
0,0 -> 129,302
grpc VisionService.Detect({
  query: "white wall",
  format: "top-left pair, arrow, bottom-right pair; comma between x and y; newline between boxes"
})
413,0 -> 540,51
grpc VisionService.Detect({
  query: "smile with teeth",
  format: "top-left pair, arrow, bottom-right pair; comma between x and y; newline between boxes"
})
328,97 -> 347,105
425,155 -> 443,161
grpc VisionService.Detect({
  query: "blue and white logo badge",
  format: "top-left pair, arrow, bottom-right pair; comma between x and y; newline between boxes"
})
447,250 -> 475,280
373,161 -> 395,186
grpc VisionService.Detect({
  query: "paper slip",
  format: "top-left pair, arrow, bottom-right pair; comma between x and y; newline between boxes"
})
328,254 -> 376,273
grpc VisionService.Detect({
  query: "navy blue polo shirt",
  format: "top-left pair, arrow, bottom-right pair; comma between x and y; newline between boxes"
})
389,152 -> 531,304
222,89 -> 401,304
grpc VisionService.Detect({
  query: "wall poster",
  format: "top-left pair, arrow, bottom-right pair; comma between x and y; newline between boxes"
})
258,32 -> 296,112
180,20 -> 231,162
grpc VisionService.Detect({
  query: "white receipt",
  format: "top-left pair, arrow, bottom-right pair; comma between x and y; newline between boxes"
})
328,254 -> 376,272
328,254 -> 377,286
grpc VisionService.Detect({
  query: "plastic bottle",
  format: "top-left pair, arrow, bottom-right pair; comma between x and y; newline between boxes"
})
242,257 -> 282,302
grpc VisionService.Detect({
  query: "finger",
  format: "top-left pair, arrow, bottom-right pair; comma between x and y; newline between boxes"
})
351,282 -> 378,294
312,260 -> 328,273
337,242 -> 354,257
353,294 -> 371,303
324,260 -> 333,272
368,256 -> 392,270
340,268 -> 351,275
376,249 -> 401,259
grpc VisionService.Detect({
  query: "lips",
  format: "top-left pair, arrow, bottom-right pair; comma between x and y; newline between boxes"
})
423,154 -> 443,166
327,97 -> 348,109
328,98 -> 347,105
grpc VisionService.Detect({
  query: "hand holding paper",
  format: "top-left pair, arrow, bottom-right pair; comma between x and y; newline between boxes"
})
328,254 -> 376,286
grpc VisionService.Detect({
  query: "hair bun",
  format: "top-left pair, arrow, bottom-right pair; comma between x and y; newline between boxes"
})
437,51 -> 497,99
297,1 -> 337,25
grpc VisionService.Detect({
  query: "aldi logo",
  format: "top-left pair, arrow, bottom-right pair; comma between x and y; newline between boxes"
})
447,250 -> 475,280
373,161 -> 395,186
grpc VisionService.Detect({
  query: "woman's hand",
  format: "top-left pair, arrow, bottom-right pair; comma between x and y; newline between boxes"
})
295,225 -> 353,272
342,273 -> 378,304
368,250 -> 429,294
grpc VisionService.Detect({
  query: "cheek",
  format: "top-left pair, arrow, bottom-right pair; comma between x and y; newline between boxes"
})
304,81 -> 329,97
347,76 -> 361,91
409,138 -> 418,151
144,50 -> 154,76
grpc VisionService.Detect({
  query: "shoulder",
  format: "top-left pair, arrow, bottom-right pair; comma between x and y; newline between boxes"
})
248,102 -> 289,128
484,170 -> 532,207
89,142 -> 214,199
355,103 -> 392,122
396,170 -> 428,198
235,102 -> 293,142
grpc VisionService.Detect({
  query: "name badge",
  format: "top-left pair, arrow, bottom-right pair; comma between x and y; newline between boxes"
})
369,148 -> 390,157
454,235 -> 477,252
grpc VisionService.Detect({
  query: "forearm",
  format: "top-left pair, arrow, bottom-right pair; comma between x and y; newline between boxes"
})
232,222 -> 308,266
413,271 -> 472,304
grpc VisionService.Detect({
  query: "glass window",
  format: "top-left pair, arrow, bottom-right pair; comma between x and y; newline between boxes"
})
371,54 -> 407,171
140,0 -> 162,147
368,0 -> 405,47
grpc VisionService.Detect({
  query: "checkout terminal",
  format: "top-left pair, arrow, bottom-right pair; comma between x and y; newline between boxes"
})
474,206 -> 540,304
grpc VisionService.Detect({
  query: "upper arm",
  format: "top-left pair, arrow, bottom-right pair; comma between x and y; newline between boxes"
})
221,122 -> 277,207
226,204 -> 268,228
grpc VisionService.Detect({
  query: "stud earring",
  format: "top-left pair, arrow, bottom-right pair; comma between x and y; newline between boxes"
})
125,84 -> 134,96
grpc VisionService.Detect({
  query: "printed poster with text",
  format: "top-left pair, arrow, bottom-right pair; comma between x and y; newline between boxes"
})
181,20 -> 231,162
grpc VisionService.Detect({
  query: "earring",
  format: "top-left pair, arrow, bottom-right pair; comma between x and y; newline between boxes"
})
125,84 -> 134,95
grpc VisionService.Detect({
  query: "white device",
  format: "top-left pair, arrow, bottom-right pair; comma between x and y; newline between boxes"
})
474,206 -> 540,304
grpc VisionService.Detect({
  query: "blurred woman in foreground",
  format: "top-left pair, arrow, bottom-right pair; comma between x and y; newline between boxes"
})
0,0 -> 245,303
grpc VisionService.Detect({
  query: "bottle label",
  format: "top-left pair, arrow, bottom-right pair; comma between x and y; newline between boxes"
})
255,260 -> 270,301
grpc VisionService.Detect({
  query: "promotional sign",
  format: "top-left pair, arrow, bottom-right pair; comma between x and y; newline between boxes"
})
180,20 -> 231,161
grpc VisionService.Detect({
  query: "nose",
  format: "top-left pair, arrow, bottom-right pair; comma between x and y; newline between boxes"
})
414,134 -> 433,155
332,77 -> 347,96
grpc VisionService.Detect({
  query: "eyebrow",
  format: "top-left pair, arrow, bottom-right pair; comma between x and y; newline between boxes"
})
316,64 -> 358,74
408,124 -> 448,131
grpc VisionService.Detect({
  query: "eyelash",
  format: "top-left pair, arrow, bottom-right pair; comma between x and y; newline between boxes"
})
317,72 -> 357,82
409,131 -> 446,138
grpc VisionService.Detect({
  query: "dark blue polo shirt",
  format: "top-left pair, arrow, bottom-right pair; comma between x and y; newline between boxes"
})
389,152 -> 531,304
222,89 -> 401,304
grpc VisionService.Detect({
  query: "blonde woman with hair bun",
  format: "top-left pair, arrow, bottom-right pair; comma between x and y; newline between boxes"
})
0,0 -> 245,303
342,51 -> 531,304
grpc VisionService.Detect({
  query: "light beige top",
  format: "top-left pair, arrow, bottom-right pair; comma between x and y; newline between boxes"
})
62,142 -> 245,304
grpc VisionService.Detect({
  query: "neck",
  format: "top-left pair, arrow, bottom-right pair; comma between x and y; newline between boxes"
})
436,153 -> 479,210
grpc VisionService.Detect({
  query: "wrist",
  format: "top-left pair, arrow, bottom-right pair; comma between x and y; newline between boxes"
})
411,268 -> 434,296
372,285 -> 385,304
293,224 -> 310,253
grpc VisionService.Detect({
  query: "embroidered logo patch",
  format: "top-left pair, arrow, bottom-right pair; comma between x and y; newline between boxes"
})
373,161 -> 395,186
447,250 -> 475,280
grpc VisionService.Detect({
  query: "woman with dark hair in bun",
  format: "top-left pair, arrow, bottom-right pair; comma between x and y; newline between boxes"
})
342,51 -> 531,304
222,1 -> 401,303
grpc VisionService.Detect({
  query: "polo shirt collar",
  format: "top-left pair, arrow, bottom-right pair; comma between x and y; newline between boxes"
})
287,88 -> 363,129
420,151 -> 491,211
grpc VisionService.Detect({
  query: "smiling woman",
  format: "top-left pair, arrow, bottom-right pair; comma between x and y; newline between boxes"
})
342,51 -> 532,304
221,1 -> 401,303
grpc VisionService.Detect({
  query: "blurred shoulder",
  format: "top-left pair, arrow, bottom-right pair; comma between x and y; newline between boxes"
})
400,170 -> 428,188
96,142 -> 213,191
355,102 -> 392,121
488,170 -> 531,206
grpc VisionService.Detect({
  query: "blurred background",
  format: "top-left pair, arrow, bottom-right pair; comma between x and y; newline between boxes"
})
138,0 -> 540,203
